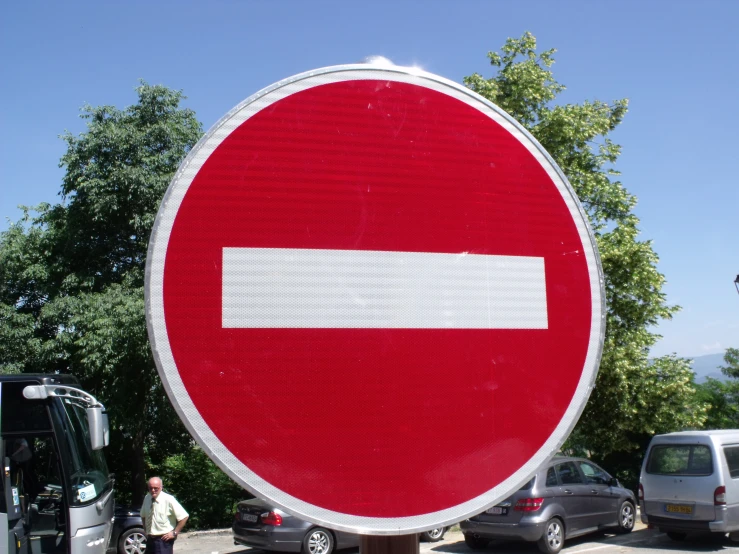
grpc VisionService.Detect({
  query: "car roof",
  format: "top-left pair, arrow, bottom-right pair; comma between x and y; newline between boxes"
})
549,455 -> 592,465
656,430 -> 739,437
650,430 -> 739,447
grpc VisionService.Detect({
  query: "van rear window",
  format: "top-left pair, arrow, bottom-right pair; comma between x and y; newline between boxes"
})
724,446 -> 739,479
646,445 -> 713,476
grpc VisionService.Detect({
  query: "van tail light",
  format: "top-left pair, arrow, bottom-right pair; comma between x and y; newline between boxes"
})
514,498 -> 544,512
261,511 -> 283,525
638,484 -> 644,501
714,486 -> 726,506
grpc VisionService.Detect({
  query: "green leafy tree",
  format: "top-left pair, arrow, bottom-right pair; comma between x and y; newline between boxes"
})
695,379 -> 739,430
0,83 -> 205,505
159,445 -> 252,529
696,347 -> 739,429
0,210 -> 57,374
720,347 -> 739,379
464,33 -> 707,486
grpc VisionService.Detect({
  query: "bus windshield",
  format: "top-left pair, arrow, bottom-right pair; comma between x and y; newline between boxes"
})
56,398 -> 111,506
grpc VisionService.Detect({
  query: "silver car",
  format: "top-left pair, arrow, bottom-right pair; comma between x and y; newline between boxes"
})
460,456 -> 636,554
233,498 -> 448,554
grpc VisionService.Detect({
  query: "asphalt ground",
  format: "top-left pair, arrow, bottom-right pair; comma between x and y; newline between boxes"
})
175,516 -> 655,554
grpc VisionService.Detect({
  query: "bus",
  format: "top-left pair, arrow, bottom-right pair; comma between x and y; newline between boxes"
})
1,374 -> 113,554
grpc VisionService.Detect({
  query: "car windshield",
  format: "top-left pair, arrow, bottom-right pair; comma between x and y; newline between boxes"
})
646,444 -> 713,476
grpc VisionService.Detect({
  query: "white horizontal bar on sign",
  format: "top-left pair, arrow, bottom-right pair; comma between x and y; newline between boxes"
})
222,248 -> 548,329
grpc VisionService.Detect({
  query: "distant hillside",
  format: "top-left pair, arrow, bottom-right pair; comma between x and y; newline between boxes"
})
691,353 -> 727,383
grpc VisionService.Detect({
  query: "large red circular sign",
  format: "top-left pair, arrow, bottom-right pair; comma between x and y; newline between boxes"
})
146,64 -> 604,534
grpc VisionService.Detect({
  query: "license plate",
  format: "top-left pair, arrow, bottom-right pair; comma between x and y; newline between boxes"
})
242,513 -> 258,522
485,506 -> 508,515
665,504 -> 693,515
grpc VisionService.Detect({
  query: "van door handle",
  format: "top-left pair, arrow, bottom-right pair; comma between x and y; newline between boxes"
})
564,489 -> 574,495
591,490 -> 599,494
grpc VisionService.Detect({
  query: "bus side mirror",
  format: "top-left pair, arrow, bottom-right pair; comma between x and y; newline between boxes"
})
87,407 -> 107,451
103,413 -> 110,447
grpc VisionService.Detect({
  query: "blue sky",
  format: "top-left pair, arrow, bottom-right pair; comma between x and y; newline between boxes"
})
1,0 -> 737,360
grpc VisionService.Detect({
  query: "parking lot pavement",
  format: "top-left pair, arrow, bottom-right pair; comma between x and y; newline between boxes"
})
177,527 -> 739,554
175,529 -> 465,554
178,525 -> 653,554
175,528 -> 242,554
179,512 -> 648,552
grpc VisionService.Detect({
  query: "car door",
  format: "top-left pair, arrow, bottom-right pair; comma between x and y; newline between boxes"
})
554,461 -> 592,533
578,460 -> 619,527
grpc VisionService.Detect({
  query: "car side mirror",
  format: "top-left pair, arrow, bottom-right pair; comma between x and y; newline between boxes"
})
608,477 -> 619,487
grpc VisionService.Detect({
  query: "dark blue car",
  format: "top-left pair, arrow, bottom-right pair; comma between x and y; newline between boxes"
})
109,505 -> 146,554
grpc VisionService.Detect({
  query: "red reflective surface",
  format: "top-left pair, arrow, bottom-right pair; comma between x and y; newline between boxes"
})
163,80 -> 591,517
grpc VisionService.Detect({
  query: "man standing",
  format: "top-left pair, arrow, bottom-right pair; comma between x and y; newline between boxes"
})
140,477 -> 189,554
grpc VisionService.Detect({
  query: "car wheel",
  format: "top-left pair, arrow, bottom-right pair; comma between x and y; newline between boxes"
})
666,531 -> 687,541
616,501 -> 635,533
421,527 -> 446,542
303,528 -> 334,554
537,518 -> 564,554
118,527 -> 146,554
463,534 -> 488,550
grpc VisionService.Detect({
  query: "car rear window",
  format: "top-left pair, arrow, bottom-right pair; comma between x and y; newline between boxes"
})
519,477 -> 535,491
556,461 -> 584,484
646,444 -> 713,476
724,446 -> 739,479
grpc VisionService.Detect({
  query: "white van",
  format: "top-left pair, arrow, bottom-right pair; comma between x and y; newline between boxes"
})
639,430 -> 739,541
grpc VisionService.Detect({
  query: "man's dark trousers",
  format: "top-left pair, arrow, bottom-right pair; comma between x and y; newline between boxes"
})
148,536 -> 174,554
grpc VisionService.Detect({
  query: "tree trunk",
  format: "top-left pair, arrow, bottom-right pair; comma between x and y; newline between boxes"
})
130,425 -> 148,505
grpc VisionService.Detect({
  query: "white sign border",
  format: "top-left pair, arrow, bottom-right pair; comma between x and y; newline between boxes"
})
145,63 -> 606,535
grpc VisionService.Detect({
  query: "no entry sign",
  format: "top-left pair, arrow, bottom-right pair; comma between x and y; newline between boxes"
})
146,63 -> 604,534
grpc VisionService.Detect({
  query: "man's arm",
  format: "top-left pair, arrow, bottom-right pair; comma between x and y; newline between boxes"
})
164,516 -> 188,541
164,497 -> 189,541
173,516 -> 188,537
